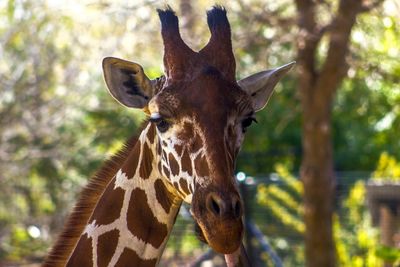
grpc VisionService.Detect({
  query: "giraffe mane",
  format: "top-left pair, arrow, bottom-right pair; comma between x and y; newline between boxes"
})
43,129 -> 143,267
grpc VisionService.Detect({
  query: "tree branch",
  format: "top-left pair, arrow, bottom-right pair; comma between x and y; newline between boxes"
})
317,0 -> 364,96
295,0 -> 320,90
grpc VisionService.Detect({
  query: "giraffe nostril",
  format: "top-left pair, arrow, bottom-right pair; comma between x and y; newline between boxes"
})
206,193 -> 243,219
233,198 -> 242,219
206,193 -> 223,217
211,198 -> 221,215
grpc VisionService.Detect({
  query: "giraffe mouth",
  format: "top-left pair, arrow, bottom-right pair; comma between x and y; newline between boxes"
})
193,218 -> 243,254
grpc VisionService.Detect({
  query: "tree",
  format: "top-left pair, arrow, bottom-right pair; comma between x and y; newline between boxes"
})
294,0 -> 384,266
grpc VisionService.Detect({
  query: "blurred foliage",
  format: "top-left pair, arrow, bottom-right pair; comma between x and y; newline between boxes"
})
336,181 -> 381,267
257,166 -> 386,266
257,164 -> 304,234
0,0 -> 145,262
372,152 -> 400,180
369,152 -> 400,265
375,245 -> 400,265
257,164 -> 304,265
333,2 -> 400,170
0,0 -> 399,264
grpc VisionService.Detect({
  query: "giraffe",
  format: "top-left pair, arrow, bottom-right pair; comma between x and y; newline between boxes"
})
44,6 -> 294,267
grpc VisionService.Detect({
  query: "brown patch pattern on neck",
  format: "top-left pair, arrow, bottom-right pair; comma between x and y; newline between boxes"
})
157,140 -> 162,156
127,188 -> 168,248
97,229 -> 119,267
179,178 -> 190,195
139,141 -> 154,179
123,141 -> 141,179
181,149 -> 192,176
115,247 -> 157,267
90,184 -> 124,226
174,143 -> 183,156
154,179 -> 174,213
147,124 -> 156,144
66,235 -> 93,267
163,165 -> 171,178
168,153 -> 179,176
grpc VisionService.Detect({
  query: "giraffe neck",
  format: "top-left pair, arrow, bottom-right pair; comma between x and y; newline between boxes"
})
67,124 -> 182,267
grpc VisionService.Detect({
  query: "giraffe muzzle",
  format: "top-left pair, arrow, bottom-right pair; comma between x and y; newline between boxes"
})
191,189 -> 244,254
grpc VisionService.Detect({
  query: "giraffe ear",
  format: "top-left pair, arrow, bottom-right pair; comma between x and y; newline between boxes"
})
238,62 -> 295,111
102,57 -> 154,109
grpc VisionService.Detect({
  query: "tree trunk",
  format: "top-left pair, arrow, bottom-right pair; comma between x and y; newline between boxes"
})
294,0 -> 366,266
301,86 -> 336,267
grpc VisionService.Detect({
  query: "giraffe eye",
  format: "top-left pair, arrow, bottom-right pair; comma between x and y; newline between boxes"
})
156,119 -> 170,133
150,117 -> 170,133
241,117 -> 257,133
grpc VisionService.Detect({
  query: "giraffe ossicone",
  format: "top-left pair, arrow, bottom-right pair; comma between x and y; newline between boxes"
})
44,5 -> 294,267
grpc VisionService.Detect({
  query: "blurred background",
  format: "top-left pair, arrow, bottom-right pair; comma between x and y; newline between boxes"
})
0,0 -> 399,266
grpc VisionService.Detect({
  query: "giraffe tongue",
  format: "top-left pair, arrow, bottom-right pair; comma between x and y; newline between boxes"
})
224,243 -> 251,267
224,250 -> 240,267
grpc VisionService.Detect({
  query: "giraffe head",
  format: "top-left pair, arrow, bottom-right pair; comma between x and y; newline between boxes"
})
102,6 -> 294,254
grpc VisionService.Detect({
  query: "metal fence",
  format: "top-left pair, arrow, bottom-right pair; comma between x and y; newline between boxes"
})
159,171 -> 375,267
